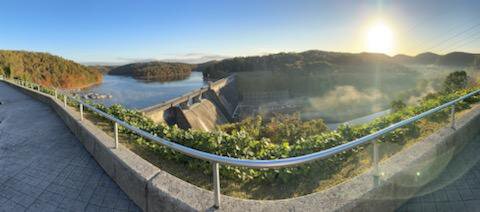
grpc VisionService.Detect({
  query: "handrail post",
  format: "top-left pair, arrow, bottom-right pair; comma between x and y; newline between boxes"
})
114,122 -> 119,149
63,96 -> 67,108
80,103 -> 84,121
373,140 -> 380,186
451,103 -> 456,129
212,162 -> 221,209
54,89 -> 58,99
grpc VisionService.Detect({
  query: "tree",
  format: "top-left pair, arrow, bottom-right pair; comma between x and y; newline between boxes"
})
443,71 -> 468,93
390,99 -> 406,113
0,66 -> 11,78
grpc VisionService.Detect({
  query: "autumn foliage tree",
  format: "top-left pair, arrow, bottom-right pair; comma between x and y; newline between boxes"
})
0,50 -> 102,89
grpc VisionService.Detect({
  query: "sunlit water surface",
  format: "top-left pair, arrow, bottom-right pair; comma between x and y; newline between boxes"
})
81,72 -> 206,109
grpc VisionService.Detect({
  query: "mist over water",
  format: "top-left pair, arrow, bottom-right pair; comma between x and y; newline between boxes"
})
306,86 -> 387,122
235,66 -> 460,125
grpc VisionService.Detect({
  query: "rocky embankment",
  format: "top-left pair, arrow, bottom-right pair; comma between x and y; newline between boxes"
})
72,92 -> 112,100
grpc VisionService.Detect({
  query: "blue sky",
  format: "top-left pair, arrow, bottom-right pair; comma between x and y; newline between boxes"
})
1,0 -> 480,64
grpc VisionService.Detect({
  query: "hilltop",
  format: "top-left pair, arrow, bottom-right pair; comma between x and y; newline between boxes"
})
197,50 -> 411,79
196,50 -> 480,79
109,61 -> 196,81
0,50 -> 102,89
393,52 -> 480,67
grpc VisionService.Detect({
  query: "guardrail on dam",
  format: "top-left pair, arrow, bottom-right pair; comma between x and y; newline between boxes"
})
140,75 -> 239,131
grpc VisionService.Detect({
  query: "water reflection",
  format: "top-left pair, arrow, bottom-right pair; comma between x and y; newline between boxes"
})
81,72 -> 206,109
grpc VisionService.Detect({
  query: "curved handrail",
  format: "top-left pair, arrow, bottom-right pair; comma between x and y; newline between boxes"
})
74,89 -> 479,168
4,78 -> 479,168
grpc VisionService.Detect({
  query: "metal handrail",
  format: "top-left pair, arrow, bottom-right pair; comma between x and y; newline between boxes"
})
4,77 -> 479,208
68,87 -> 479,169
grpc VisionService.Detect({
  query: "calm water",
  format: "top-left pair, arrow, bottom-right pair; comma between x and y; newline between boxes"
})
81,72 -> 206,109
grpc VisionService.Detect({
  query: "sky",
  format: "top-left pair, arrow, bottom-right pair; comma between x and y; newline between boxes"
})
1,0 -> 480,64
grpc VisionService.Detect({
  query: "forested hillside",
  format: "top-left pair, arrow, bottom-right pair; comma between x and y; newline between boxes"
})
109,61 -> 196,81
393,52 -> 480,66
89,65 -> 117,74
197,50 -> 412,79
0,50 -> 102,89
198,50 -> 480,79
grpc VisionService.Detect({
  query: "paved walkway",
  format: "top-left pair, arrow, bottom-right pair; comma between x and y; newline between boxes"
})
397,136 -> 480,211
0,82 -> 140,211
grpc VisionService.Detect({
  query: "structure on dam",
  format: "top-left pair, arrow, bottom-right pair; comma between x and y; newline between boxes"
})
140,75 -> 240,131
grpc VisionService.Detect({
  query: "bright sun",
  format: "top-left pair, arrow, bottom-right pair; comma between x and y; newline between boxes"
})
366,21 -> 394,54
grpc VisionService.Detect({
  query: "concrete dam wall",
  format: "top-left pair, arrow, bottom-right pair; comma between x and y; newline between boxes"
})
140,75 -> 239,131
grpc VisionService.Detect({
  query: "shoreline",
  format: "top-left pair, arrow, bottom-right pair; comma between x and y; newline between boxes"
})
61,75 -> 104,90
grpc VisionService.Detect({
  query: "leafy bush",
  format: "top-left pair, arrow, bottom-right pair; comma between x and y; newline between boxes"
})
218,113 -> 329,145
443,70 -> 468,93
390,99 -> 406,113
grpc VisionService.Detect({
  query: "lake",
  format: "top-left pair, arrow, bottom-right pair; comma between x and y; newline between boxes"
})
82,71 -> 391,128
81,72 -> 206,109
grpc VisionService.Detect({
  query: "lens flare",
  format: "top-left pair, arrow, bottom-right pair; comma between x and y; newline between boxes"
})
366,21 -> 394,54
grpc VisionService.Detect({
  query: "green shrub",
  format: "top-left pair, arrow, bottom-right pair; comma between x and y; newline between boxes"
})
443,70 -> 468,93
390,99 -> 406,113
218,113 -> 329,145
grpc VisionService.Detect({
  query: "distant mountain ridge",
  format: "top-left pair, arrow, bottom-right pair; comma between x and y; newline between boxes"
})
0,50 -> 102,89
109,61 -> 196,81
195,50 -> 480,79
197,50 -> 412,79
393,52 -> 480,67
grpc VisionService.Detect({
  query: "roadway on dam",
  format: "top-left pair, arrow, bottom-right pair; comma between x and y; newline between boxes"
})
0,82 -> 140,211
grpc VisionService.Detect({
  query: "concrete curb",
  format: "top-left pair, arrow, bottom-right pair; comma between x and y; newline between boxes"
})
4,80 -> 480,212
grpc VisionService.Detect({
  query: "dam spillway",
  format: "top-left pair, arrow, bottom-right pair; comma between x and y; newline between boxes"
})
140,75 -> 239,131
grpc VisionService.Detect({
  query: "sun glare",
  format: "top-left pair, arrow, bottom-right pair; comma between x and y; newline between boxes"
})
366,21 -> 394,54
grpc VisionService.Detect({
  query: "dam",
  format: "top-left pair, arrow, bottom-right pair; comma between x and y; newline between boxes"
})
140,75 -> 240,131
138,74 -> 348,131
139,74 -> 390,131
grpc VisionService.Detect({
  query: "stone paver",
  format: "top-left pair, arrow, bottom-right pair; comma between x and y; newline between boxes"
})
0,82 -> 140,212
397,136 -> 480,212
